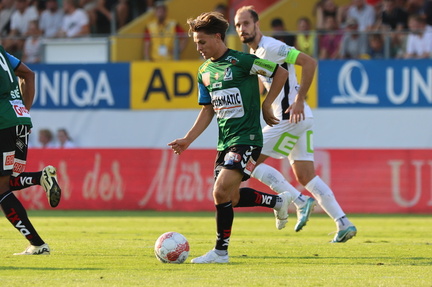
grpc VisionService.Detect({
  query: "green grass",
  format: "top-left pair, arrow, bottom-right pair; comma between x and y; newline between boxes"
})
0,211 -> 431,287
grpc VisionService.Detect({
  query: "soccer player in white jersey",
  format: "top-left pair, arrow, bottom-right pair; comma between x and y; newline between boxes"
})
234,6 -> 357,243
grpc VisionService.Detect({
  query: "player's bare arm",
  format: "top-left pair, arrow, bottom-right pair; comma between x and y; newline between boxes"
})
286,52 -> 317,123
262,66 -> 288,126
168,105 -> 215,155
14,62 -> 35,111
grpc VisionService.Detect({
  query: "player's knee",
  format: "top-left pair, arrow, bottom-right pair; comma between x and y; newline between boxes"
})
296,172 -> 315,186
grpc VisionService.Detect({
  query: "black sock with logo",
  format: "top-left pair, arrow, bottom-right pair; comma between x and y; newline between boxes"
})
234,187 -> 278,208
9,172 -> 42,191
0,191 -> 44,246
215,201 -> 233,252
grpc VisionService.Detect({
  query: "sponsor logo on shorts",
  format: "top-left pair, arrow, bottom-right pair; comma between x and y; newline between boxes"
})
224,152 -> 241,165
13,159 -> 26,174
3,151 -> 15,170
244,157 -> 256,175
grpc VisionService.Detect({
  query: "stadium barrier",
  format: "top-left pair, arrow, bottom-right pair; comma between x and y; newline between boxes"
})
18,148 -> 432,213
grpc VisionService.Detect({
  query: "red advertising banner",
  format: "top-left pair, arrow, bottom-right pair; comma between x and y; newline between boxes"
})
16,148 -> 432,213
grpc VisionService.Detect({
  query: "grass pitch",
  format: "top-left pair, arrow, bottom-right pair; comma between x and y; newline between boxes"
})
0,211 -> 431,287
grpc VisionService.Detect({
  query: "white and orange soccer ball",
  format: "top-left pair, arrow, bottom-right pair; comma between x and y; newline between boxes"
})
154,232 -> 189,264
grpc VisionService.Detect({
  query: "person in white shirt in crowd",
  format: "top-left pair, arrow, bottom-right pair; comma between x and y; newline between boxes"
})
39,0 -> 64,38
56,128 -> 76,148
22,20 -> 42,63
57,0 -> 90,38
0,0 -> 16,37
346,0 -> 376,31
404,14 -> 432,59
3,0 -> 38,56
38,129 -> 56,148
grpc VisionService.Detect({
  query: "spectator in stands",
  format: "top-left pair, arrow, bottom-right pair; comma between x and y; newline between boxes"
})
315,0 -> 341,31
214,3 -> 229,20
318,15 -> 343,59
294,16 -> 316,57
375,0 -> 408,58
404,14 -> 432,58
338,17 -> 368,59
0,0 -> 15,37
38,129 -> 55,148
57,0 -> 90,38
22,20 -> 42,63
143,1 -> 187,61
405,0 -> 425,15
80,0 -> 97,31
56,128 -> 76,148
346,0 -> 376,31
92,0 -> 131,34
377,0 -> 408,30
366,33 -> 386,58
3,0 -> 39,57
270,17 -> 295,46
39,0 -> 64,38
367,0 -> 384,16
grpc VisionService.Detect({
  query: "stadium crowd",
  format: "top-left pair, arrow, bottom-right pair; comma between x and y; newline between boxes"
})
0,0 -> 431,61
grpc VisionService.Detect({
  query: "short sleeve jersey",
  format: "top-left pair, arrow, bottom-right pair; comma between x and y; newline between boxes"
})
197,49 -> 278,151
253,36 -> 313,120
0,46 -> 32,129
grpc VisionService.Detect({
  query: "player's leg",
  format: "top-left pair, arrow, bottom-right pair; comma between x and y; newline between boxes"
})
234,187 -> 291,230
252,121 -> 304,202
191,147 -> 244,264
9,126 -> 62,207
291,127 -> 356,242
253,154 -> 302,199
191,145 -> 261,263
10,166 -> 62,208
299,168 -> 357,243
0,126 -> 50,255
190,167 -> 239,264
254,119 -> 316,230
229,146 -> 290,230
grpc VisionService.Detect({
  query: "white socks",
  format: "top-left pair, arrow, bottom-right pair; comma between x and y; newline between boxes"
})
251,163 -> 300,203
253,164 -> 353,230
305,176 -> 347,224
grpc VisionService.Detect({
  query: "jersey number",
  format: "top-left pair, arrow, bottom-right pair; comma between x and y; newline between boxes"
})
0,53 -> 14,83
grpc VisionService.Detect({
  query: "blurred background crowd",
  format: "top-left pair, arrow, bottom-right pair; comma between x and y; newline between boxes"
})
0,0 -> 431,62
0,0 -> 432,63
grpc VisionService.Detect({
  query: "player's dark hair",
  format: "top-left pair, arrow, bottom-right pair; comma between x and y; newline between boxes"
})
187,12 -> 229,41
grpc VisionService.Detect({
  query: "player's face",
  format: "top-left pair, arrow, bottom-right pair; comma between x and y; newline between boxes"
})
234,11 -> 257,43
193,31 -> 220,60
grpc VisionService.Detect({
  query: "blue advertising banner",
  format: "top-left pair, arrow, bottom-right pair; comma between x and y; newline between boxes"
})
29,63 -> 130,109
318,60 -> 432,108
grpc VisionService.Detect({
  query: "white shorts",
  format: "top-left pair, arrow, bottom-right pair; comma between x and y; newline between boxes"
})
261,117 -> 314,165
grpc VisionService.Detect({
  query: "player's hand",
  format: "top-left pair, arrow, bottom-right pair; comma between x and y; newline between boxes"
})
262,105 -> 279,127
168,138 -> 190,155
285,96 -> 305,124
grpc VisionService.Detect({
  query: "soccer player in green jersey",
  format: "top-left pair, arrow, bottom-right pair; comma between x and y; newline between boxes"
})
0,45 -> 62,255
169,11 -> 290,263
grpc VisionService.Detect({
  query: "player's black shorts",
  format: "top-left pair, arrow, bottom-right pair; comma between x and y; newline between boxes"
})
0,125 -> 29,176
214,145 -> 262,182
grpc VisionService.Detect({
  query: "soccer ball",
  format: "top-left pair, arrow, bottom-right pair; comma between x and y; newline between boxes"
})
154,232 -> 189,264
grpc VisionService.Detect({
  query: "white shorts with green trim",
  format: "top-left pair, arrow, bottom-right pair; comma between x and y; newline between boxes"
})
261,117 -> 314,165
